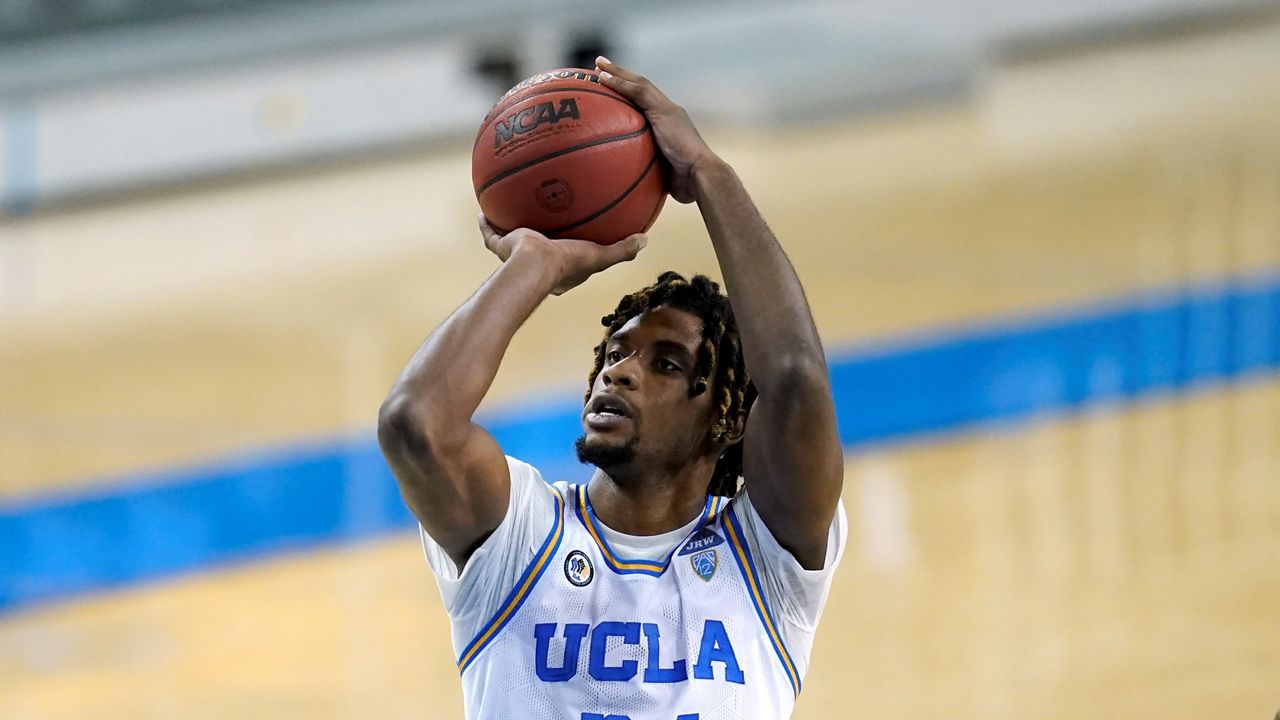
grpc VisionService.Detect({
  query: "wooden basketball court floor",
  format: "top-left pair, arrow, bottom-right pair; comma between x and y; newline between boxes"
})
2,21 -> 1279,720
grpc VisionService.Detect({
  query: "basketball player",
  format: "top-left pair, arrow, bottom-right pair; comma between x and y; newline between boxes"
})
378,58 -> 846,720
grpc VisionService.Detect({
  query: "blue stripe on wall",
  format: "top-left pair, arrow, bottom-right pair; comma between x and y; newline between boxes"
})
831,273 -> 1280,443
1,274 -> 1278,613
3,105 -> 39,217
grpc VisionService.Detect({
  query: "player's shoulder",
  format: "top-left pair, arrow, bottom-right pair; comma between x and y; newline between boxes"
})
503,455 -> 573,506
548,479 -> 574,502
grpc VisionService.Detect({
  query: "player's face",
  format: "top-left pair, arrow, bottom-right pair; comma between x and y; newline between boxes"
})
577,305 -> 718,473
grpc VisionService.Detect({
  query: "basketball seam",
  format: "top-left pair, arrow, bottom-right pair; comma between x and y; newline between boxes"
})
475,125 -> 650,196
640,181 -> 667,231
547,152 -> 659,237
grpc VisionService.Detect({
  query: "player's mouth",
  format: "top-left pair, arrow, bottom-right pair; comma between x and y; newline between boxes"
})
584,393 -> 635,430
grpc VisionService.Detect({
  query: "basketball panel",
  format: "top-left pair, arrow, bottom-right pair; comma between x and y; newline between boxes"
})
544,156 -> 666,245
477,133 -> 657,238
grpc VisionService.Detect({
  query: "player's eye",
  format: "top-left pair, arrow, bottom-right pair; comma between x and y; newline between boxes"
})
659,359 -> 680,372
607,350 -> 623,363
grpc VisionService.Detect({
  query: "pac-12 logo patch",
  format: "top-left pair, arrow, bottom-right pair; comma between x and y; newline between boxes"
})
564,550 -> 594,587
690,549 -> 718,582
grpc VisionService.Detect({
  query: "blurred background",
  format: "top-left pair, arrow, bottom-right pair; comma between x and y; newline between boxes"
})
2,0 -> 1279,718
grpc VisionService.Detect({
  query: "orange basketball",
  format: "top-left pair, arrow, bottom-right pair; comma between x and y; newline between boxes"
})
471,68 -> 668,245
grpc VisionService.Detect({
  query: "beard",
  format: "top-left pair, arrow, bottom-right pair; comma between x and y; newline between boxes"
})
574,434 -> 639,469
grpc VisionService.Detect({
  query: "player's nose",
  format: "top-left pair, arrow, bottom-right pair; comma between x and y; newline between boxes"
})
602,359 -> 638,389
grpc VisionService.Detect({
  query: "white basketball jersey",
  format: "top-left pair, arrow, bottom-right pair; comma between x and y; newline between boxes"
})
449,480 -> 829,720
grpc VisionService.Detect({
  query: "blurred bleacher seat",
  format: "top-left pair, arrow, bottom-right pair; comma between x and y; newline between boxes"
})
0,0 -> 1275,210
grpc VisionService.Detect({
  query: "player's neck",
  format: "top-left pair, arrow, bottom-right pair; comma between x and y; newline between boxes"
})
585,460 -> 714,536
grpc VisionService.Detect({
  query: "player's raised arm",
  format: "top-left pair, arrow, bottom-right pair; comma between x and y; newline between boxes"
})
377,216 -> 646,567
597,58 -> 843,570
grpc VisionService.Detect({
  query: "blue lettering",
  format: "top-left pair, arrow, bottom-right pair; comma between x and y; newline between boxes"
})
691,619 -> 744,684
581,715 -> 630,720
535,623 -> 588,682
641,623 -> 688,683
588,621 -> 640,681
538,621 -> 742,686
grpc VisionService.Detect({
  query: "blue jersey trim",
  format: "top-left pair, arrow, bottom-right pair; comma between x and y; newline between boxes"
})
723,501 -> 802,698
457,488 -> 566,674
575,485 -> 718,577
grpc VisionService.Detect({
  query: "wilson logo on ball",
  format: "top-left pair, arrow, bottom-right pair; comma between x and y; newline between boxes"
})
493,99 -> 581,148
497,70 -> 600,104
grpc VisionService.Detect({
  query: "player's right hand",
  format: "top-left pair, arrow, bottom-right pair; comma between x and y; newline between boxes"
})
478,213 -> 647,296
594,57 -> 718,205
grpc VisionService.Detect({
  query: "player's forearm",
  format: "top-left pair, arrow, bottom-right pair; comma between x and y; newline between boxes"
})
694,157 -> 829,392
384,248 -> 558,436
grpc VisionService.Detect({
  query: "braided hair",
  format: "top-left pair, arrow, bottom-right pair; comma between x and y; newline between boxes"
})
584,271 -> 756,497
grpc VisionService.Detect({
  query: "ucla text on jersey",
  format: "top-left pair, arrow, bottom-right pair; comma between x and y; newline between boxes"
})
452,483 -> 808,720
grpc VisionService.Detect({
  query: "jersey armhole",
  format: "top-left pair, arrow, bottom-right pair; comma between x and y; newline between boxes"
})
734,491 -> 848,576
456,484 -> 566,674
722,497 -> 803,699
419,456 -> 556,615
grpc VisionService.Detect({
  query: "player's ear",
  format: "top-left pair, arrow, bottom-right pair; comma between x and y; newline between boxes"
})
720,409 -> 746,447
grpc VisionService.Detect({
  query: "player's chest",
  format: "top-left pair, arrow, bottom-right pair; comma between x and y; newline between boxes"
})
515,519 -> 756,686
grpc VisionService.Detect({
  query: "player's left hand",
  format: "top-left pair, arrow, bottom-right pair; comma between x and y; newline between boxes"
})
478,213 -> 647,296
595,57 -> 719,205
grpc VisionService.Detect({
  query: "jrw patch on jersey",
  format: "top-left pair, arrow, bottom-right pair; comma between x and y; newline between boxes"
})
678,527 -> 725,556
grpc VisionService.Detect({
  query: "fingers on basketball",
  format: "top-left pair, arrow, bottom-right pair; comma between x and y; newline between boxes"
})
478,213 -> 503,250
595,57 -> 657,105
610,233 -> 648,262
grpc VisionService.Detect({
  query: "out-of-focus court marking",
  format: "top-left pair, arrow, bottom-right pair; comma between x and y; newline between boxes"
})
1,377 -> 1276,720
2,272 -> 1276,612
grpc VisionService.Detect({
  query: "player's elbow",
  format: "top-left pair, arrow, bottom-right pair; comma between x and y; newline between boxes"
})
769,354 -> 831,399
758,357 -> 838,434
378,392 -> 421,456
377,391 -> 455,461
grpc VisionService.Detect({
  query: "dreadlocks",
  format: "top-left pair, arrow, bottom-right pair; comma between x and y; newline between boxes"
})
584,271 -> 757,497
